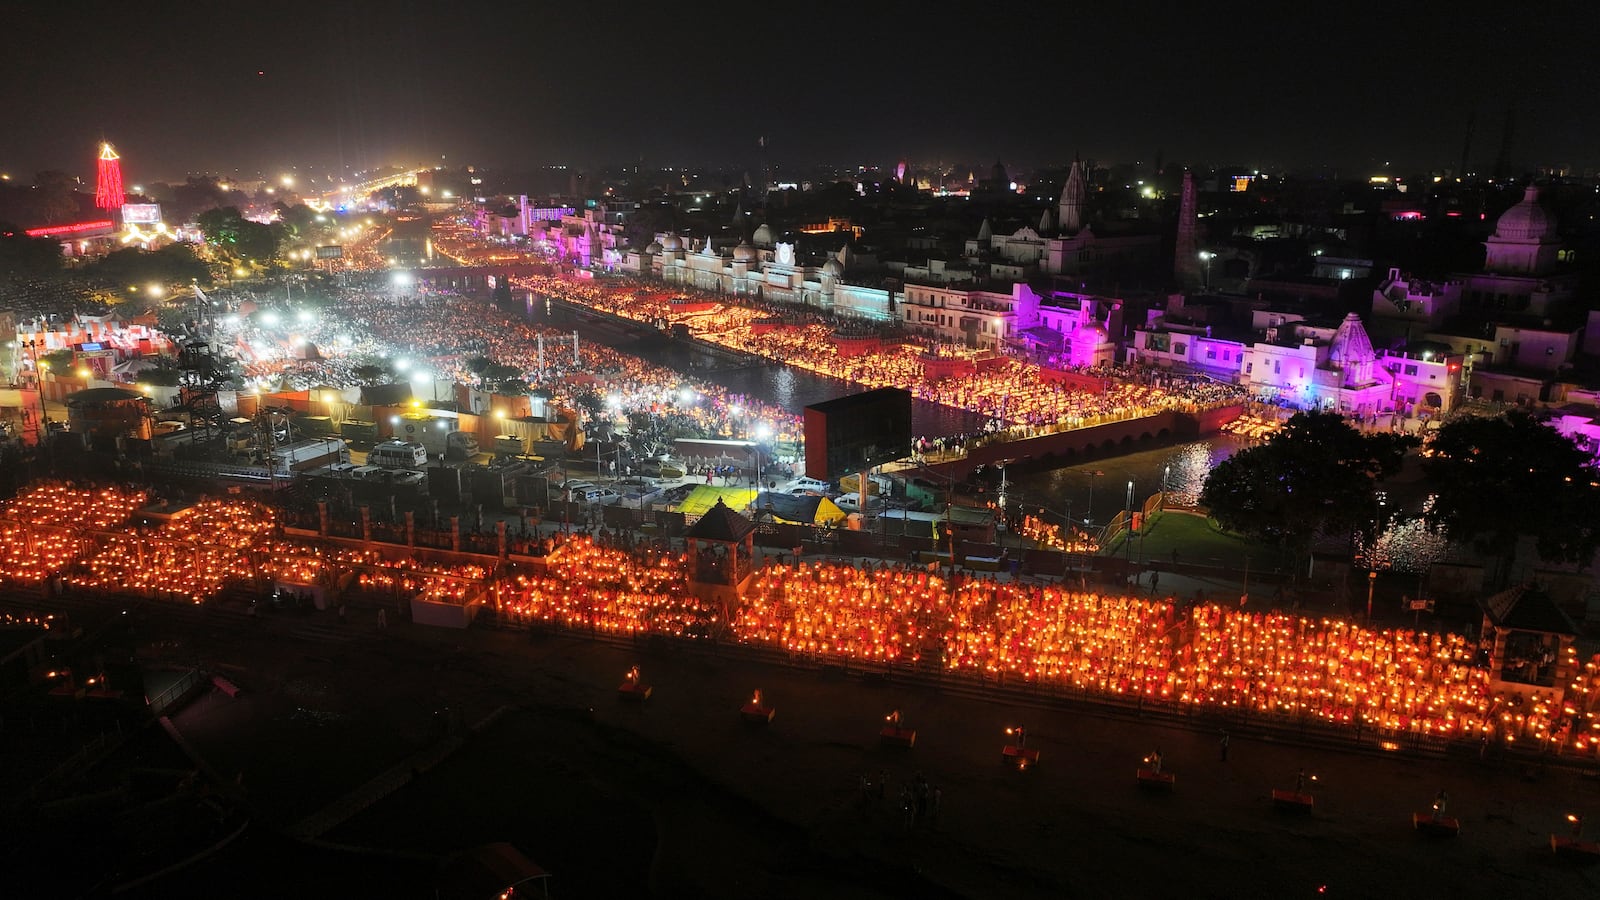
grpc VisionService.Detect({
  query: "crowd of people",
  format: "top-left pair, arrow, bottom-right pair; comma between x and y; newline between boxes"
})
229,285 -> 806,447
211,233 -> 1255,471
501,271 -> 1248,436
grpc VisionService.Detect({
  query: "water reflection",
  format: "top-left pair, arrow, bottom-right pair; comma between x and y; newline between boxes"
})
1008,440 -> 1238,527
530,298 -> 1238,495
534,299 -> 986,437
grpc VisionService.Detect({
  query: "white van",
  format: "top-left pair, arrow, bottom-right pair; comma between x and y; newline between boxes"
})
369,440 -> 429,469
784,476 -> 833,496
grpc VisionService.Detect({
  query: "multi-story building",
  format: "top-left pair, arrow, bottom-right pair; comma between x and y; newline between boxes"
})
1129,311 -> 1464,417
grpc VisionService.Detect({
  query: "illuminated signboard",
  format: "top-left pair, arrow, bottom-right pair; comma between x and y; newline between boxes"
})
527,207 -> 576,222
121,203 -> 162,224
316,245 -> 344,259
24,220 -> 114,238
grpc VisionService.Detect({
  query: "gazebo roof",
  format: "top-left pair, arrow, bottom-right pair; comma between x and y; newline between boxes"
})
1482,584 -> 1578,635
684,499 -> 755,543
66,387 -> 144,405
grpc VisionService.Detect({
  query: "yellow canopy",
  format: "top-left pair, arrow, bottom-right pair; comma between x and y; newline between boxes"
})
675,485 -> 758,517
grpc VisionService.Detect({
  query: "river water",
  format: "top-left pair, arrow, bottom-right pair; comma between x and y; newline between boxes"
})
530,297 -> 1236,516
531,299 -> 988,438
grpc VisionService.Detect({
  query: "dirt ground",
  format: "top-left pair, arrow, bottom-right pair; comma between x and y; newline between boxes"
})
150,608 -> 1600,900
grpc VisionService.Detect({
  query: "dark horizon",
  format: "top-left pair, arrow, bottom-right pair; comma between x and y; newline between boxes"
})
2,2 -> 1597,183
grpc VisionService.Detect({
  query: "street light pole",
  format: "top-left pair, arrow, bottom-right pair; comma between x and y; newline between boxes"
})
1124,479 -> 1135,566
1367,570 -> 1378,623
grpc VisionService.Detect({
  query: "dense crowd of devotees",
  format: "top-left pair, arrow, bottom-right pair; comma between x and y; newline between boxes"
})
222,265 -> 1249,456
235,288 -> 805,444
502,272 -> 1248,433
7,482 -> 1596,759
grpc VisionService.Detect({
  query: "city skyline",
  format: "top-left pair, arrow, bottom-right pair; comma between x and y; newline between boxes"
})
2,3 -> 1598,182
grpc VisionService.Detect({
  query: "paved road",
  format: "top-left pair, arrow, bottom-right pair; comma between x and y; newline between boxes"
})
14,585 -> 1589,899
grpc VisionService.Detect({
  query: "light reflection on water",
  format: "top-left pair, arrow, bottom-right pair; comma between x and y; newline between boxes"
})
535,301 -> 987,437
1007,440 -> 1239,526
533,299 -> 1238,507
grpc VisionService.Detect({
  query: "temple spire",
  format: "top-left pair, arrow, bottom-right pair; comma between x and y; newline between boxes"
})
1058,158 -> 1086,233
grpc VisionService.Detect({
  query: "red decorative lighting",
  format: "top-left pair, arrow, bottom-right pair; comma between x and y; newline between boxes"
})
24,220 -> 114,238
95,142 -> 124,211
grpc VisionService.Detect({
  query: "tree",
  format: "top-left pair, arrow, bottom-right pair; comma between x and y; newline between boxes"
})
483,363 -> 524,393
0,224 -> 62,277
196,207 -> 278,263
141,366 -> 183,387
351,363 -> 392,385
38,349 -> 74,372
1201,412 -> 1417,577
90,243 -> 209,287
168,176 -> 229,222
1424,411 -> 1600,577
31,170 -> 79,224
464,356 -> 494,385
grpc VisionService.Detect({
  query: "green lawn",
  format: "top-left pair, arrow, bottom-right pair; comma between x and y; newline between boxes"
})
1103,509 -> 1293,572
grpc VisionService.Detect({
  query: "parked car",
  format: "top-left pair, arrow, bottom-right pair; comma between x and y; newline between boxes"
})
613,475 -> 659,491
351,465 -> 386,481
387,470 -> 428,487
835,494 -> 885,513
783,476 -> 833,496
637,458 -> 686,480
575,487 -> 622,506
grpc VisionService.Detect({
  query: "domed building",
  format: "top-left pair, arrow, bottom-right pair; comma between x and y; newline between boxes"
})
732,240 -> 758,264
1067,319 -> 1115,368
659,234 -> 684,254
751,223 -> 776,248
1453,183 -> 1575,319
1484,185 -> 1561,276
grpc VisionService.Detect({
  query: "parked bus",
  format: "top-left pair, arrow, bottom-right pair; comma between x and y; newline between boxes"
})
368,440 -> 429,469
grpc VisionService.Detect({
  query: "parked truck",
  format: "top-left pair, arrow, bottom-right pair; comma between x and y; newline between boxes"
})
341,419 -> 379,449
395,414 -> 480,461
228,437 -> 349,473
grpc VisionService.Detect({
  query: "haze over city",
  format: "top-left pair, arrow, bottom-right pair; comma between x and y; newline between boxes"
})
4,2 -> 1599,179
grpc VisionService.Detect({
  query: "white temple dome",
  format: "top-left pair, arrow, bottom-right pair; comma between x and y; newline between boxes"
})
752,223 -> 775,247
821,258 -> 845,277
644,241 -> 663,255
1492,186 -> 1555,243
1075,322 -> 1107,341
659,234 -> 683,252
733,241 -> 758,263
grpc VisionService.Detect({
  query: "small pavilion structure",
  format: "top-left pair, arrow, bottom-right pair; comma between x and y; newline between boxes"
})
1481,583 -> 1580,705
683,499 -> 756,613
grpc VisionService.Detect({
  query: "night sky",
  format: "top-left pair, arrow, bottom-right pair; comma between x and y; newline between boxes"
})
2,1 -> 1597,182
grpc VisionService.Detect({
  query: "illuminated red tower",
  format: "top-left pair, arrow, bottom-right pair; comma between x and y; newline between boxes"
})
95,142 -> 125,211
